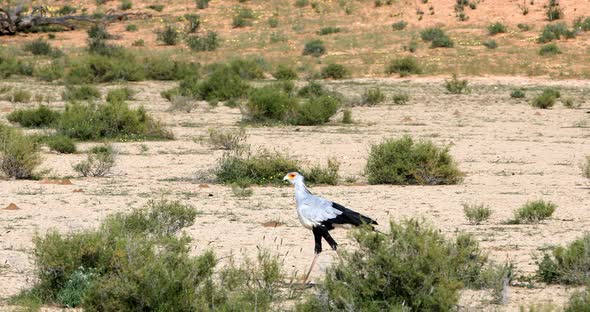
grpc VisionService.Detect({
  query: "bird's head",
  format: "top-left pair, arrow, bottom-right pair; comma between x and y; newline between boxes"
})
283,172 -> 303,185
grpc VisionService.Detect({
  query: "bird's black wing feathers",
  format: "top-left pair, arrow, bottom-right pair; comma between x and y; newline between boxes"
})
321,202 -> 378,230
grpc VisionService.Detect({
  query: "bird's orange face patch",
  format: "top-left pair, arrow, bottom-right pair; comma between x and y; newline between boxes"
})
288,173 -> 297,179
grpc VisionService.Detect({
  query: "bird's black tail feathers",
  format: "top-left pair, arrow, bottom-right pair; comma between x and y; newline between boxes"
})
330,202 -> 378,229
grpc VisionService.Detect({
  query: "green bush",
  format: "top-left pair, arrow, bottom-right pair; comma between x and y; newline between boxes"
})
208,128 -> 248,150
392,20 -> 408,30
341,108 -> 352,124
184,14 -> 201,33
547,4 -> 563,21
487,22 -> 507,35
273,65 -> 298,80
65,53 -> 145,84
73,144 -> 115,177
295,0 -> 309,7
243,85 -> 297,122
361,87 -> 385,106
302,158 -> 339,185
392,92 -> 410,105
296,219 -> 490,311
532,89 -> 559,108
23,38 -> 61,56
5,89 -> 32,103
144,57 -> 199,81
120,0 -> 132,10
147,4 -> 165,12
57,101 -> 172,141
297,81 -> 328,98
186,31 -> 219,51
196,0 -> 210,9
575,17 -> 590,31
106,87 -> 135,103
539,43 -> 561,56
215,149 -> 300,185
463,203 -> 493,225
0,51 -> 33,78
34,62 -> 63,81
7,105 -> 61,128
62,85 -> 101,101
510,89 -> 526,98
229,58 -> 265,80
445,74 -> 469,94
483,39 -> 498,49
195,65 -> 250,101
0,126 -> 43,179
565,287 -> 590,311
46,135 -> 76,154
232,7 -> 255,28
420,27 -> 454,48
320,63 -> 348,79
268,16 -> 279,28
385,56 -> 421,76
518,23 -> 531,31
510,200 -> 556,224
291,95 -> 341,125
583,155 -> 590,179
125,24 -> 138,31
538,233 -> 590,285
366,135 -> 463,185
157,25 -> 179,45
302,39 -> 326,57
318,27 -> 341,35
538,22 -> 574,43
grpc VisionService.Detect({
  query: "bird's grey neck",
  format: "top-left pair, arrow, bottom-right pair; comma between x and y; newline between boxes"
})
294,181 -> 311,202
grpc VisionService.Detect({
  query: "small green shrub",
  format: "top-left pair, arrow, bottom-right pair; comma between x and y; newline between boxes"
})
483,39 -> 498,49
273,65 -> 298,80
392,20 -> 408,30
7,105 -> 61,128
445,74 -> 469,94
147,4 -> 165,12
0,126 -> 43,179
510,200 -> 556,224
342,108 -> 352,124
46,135 -> 76,154
297,219 -> 490,311
268,16 -> 279,28
302,39 -> 326,57
532,89 -> 559,108
547,4 -> 563,21
195,65 -> 250,101
34,62 -> 63,81
463,203 -> 493,225
65,53 -> 145,83
563,97 -> 579,109
566,287 -> 590,311
291,95 -> 341,125
5,89 -> 32,103
295,0 -> 309,7
320,63 -> 348,79
132,39 -> 145,46
420,27 -> 454,48
297,81 -> 328,98
366,136 -> 462,185
0,51 -> 33,78
208,128 -> 248,150
361,87 -> 385,106
538,22 -> 574,43
539,43 -> 561,56
106,87 -> 135,103
196,0 -> 210,9
186,31 -> 219,51
510,89 -> 526,98
318,26 -> 341,35
243,85 -> 297,122
232,7 -> 255,28
392,92 -> 410,105
168,95 -> 196,112
144,57 -> 199,81
120,0 -> 132,10
73,145 -> 116,177
215,149 -> 300,185
156,25 -> 179,45
583,155 -> 590,179
538,233 -> 590,285
229,58 -> 265,80
23,38 -> 61,56
302,158 -> 339,185
385,56 -> 421,76
575,17 -> 590,31
184,14 -> 201,33
518,23 -> 531,31
488,22 -> 507,35
62,85 -> 101,101
125,24 -> 138,31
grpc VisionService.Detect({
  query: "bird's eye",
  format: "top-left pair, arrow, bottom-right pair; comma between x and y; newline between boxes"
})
289,174 -> 296,178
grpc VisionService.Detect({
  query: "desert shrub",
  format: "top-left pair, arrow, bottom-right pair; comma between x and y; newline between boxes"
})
565,287 -> 590,311
157,25 -> 179,45
73,145 -> 116,177
168,95 -> 196,112
7,105 -> 61,128
538,232 -> 590,285
232,7 -> 255,28
4,89 -> 32,103
186,31 -> 219,52
125,24 -> 138,31
341,109 -> 352,124
538,22 -> 574,43
196,66 -> 250,101
295,0 -> 309,7
302,158 -> 339,185
0,51 -> 34,78
268,16 -> 279,28
144,57 -> 199,81
302,39 -> 326,57
297,81 -> 327,98
575,17 -> 590,31
147,4 -> 164,12
463,203 -> 493,225
0,126 -> 43,179
273,65 -> 297,80
392,20 -> 407,30
483,39 -> 498,49
46,135 -> 76,154
65,54 -> 145,84
23,38 -> 61,57
366,135 -> 463,185
563,97 -> 579,109
229,58 -> 265,80
392,92 -> 410,105
510,89 -> 526,98
106,87 -> 135,103
296,219 -> 491,311
539,43 -> 561,56
196,0 -> 210,9
546,3 -> 563,21
62,85 -> 101,101
488,22 -> 507,35
291,95 -> 341,125
132,39 -> 144,46
420,27 -> 454,48
120,0 -> 132,10
510,199 -> 556,224
318,27 -> 341,35
445,74 -> 469,94
518,23 -> 531,31
57,101 -> 172,141
243,85 -> 297,122
320,63 -> 348,79
34,62 -> 63,81
361,87 -> 385,106
385,56 -> 421,77
532,89 -> 559,108
184,14 -> 200,33
88,24 -> 112,40
583,156 -> 590,179
208,128 -> 248,150
215,149 -> 300,185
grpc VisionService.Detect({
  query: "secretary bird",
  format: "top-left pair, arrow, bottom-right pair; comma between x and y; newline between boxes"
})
283,172 -> 378,284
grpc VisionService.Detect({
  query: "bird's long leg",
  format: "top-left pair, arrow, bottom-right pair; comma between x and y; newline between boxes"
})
303,253 -> 319,285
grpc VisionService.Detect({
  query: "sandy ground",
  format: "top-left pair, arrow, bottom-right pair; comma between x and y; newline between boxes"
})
0,76 -> 589,310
